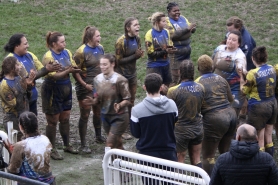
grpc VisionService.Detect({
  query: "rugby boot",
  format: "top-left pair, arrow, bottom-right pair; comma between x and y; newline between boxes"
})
51,148 -> 64,160
78,146 -> 92,154
63,145 -> 78,154
95,128 -> 106,143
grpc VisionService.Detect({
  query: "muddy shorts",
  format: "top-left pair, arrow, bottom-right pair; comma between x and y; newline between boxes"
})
175,121 -> 203,153
76,87 -> 94,101
101,113 -> 129,135
247,99 -> 277,130
146,64 -> 172,85
41,79 -> 72,115
203,106 -> 237,142
75,78 -> 94,101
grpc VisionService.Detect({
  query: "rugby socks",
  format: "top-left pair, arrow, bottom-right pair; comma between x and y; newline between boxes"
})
265,142 -> 274,156
59,122 -> 70,147
259,147 -> 265,152
194,162 -> 203,177
46,125 -> 56,147
78,118 -> 87,146
195,161 -> 203,168
203,158 -> 215,176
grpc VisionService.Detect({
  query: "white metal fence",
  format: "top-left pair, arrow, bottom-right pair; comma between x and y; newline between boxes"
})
1,121 -> 17,185
103,148 -> 210,185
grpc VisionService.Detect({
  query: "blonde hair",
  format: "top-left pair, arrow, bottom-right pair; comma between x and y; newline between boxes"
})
197,55 -> 213,73
148,12 -> 166,29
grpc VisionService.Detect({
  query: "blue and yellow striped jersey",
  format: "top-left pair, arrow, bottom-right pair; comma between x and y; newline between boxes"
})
243,64 -> 276,105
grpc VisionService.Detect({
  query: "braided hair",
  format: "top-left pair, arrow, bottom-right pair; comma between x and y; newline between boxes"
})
180,60 -> 194,81
167,2 -> 179,12
19,111 -> 40,137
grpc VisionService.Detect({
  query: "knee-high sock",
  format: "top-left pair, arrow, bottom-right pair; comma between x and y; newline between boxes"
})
46,125 -> 57,148
265,142 -> 274,156
203,158 -> 215,177
59,121 -> 70,147
78,118 -> 87,146
93,114 -> 102,137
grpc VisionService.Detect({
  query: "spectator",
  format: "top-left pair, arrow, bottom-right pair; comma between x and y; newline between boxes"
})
7,111 -> 55,185
130,73 -> 178,185
210,124 -> 278,185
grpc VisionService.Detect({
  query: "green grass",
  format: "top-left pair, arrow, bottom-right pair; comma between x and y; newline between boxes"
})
0,0 -> 277,100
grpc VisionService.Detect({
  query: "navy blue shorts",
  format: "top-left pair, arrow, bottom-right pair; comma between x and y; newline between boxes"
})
41,79 -> 72,115
146,64 -> 172,85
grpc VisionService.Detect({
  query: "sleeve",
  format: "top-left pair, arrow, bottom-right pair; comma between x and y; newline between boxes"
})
130,107 -> 141,138
29,52 -> 44,71
275,64 -> 278,95
66,49 -> 77,67
42,51 -> 56,77
166,15 -> 192,41
268,158 -> 278,185
209,156 -> 223,185
7,143 -> 24,174
236,53 -> 247,74
145,30 -> 167,59
212,45 -> 222,60
73,46 -> 86,71
242,70 -> 255,95
0,81 -> 16,111
115,36 -> 137,65
118,77 -> 131,101
28,52 -> 48,79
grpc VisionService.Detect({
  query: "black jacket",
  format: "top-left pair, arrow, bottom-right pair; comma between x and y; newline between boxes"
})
210,140 -> 278,185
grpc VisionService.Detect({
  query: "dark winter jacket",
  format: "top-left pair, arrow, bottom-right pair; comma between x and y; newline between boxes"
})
210,140 -> 278,185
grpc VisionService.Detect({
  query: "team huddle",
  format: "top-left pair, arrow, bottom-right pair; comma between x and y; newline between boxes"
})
1,1 -> 278,185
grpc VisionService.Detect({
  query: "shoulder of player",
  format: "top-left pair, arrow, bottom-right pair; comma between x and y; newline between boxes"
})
116,34 -> 125,43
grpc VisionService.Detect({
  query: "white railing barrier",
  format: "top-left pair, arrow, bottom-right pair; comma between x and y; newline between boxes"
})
103,148 -> 210,185
1,121 -> 18,185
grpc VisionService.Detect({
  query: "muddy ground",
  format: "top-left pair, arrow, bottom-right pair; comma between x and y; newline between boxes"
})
1,82 -> 278,184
